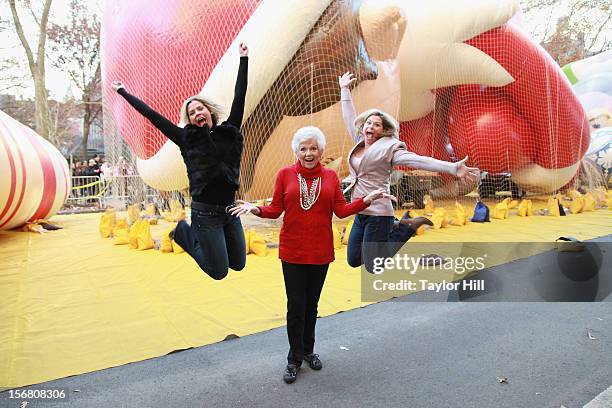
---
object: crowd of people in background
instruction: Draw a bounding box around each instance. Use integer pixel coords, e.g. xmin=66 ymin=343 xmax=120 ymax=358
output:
xmin=70 ymin=154 xmax=135 ymax=178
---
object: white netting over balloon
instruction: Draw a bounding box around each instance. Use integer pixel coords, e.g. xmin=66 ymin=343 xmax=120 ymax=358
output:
xmin=101 ymin=0 xmax=593 ymax=208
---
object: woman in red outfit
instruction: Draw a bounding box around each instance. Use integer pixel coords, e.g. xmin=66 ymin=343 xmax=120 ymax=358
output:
xmin=231 ymin=126 xmax=392 ymax=384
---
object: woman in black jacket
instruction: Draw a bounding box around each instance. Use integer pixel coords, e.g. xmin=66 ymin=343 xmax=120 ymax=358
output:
xmin=111 ymin=43 xmax=249 ymax=280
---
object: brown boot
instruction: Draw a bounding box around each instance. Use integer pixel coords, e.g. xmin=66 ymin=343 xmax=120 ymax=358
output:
xmin=399 ymin=216 xmax=433 ymax=230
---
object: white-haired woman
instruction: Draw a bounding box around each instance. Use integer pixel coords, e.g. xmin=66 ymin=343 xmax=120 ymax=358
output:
xmin=338 ymin=72 xmax=480 ymax=272
xmin=231 ymin=126 xmax=391 ymax=384
xmin=110 ymin=43 xmax=248 ymax=280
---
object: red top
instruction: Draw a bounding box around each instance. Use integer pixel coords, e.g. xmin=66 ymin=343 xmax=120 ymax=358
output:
xmin=258 ymin=161 xmax=368 ymax=264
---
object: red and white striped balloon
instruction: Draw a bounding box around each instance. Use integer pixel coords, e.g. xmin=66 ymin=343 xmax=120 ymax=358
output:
xmin=0 ymin=110 xmax=71 ymax=230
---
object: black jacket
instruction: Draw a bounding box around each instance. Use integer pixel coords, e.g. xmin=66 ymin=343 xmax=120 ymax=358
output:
xmin=117 ymin=56 xmax=248 ymax=204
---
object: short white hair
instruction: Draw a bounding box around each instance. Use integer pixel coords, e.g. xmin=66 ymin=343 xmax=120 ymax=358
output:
xmin=291 ymin=126 xmax=326 ymax=155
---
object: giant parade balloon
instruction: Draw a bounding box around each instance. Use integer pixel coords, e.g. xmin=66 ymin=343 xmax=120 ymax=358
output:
xmin=0 ymin=110 xmax=71 ymax=230
xmin=102 ymin=0 xmax=589 ymax=198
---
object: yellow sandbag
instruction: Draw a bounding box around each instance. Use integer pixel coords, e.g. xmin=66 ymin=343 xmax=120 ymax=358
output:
xmin=145 ymin=203 xmax=157 ymax=217
xmin=517 ymin=199 xmax=532 ymax=217
xmin=169 ymin=200 xmax=186 ymax=222
xmin=99 ymin=212 xmax=115 ymax=238
xmin=136 ymin=220 xmax=154 ymax=250
xmin=99 ymin=213 xmax=112 ymax=238
xmin=249 ymin=229 xmax=267 ymax=256
xmin=450 ymin=202 xmax=468 ymax=226
xmin=171 ymin=239 xmax=185 ymax=253
xmin=342 ymin=219 xmax=354 ymax=245
xmin=332 ymin=224 xmax=342 ymax=250
xmin=160 ymin=226 xmax=175 ymax=253
xmin=547 ymin=197 xmax=560 ymax=217
xmin=431 ymin=208 xmax=447 ymax=229
xmin=113 ymin=228 xmax=129 ymax=245
xmin=492 ymin=198 xmax=510 ymax=220
xmin=243 ymin=228 xmax=251 ymax=254
xmin=582 ymin=193 xmax=596 ymax=212
xmin=128 ymin=220 xmax=143 ymax=249
xmin=567 ymin=189 xmax=582 ymax=199
xmin=423 ymin=195 xmax=435 ymax=214
xmin=127 ymin=204 xmax=140 ymax=225
xmin=113 ymin=219 xmax=128 ymax=236
xmin=21 ymin=223 xmax=46 ymax=233
xmin=569 ymin=197 xmax=584 ymax=214
xmin=508 ymin=200 xmax=519 ymax=209
xmin=592 ymin=187 xmax=606 ymax=206
xmin=408 ymin=210 xmax=420 ymax=218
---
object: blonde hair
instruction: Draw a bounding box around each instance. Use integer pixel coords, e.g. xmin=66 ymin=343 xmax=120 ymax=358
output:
xmin=354 ymin=109 xmax=399 ymax=139
xmin=179 ymin=95 xmax=225 ymax=127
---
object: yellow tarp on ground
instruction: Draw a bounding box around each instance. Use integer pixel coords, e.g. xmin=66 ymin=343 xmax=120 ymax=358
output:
xmin=0 ymin=209 xmax=611 ymax=388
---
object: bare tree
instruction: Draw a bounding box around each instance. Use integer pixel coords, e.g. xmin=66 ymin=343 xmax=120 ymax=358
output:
xmin=522 ymin=0 xmax=612 ymax=65
xmin=7 ymin=0 xmax=53 ymax=139
xmin=47 ymin=0 xmax=101 ymax=160
xmin=0 ymin=93 xmax=35 ymax=128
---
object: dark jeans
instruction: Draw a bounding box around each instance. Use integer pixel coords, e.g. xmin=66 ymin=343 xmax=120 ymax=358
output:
xmin=281 ymin=262 xmax=329 ymax=366
xmin=173 ymin=208 xmax=246 ymax=280
xmin=347 ymin=214 xmax=416 ymax=273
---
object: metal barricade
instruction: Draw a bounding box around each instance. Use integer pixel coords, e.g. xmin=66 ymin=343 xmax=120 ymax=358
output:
xmin=66 ymin=176 xmax=107 ymax=207
xmin=65 ymin=174 xmax=185 ymax=211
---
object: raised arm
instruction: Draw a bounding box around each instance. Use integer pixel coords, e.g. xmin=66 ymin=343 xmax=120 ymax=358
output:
xmin=111 ymin=81 xmax=184 ymax=145
xmin=227 ymin=43 xmax=249 ymax=128
xmin=338 ymin=72 xmax=360 ymax=143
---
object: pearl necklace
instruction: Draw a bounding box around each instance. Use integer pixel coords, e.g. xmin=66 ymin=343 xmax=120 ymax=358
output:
xmin=298 ymin=173 xmax=321 ymax=211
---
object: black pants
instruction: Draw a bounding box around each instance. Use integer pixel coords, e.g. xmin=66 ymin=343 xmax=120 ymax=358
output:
xmin=281 ymin=262 xmax=329 ymax=365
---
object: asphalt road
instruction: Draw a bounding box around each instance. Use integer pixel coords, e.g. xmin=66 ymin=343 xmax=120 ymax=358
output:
xmin=2 ymin=238 xmax=611 ymax=408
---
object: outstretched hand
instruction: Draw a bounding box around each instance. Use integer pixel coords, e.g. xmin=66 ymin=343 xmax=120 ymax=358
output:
xmin=110 ymin=81 xmax=125 ymax=92
xmin=238 ymin=42 xmax=248 ymax=57
xmin=455 ymin=156 xmax=480 ymax=182
xmin=364 ymin=188 xmax=397 ymax=205
xmin=230 ymin=199 xmax=260 ymax=217
xmin=338 ymin=72 xmax=356 ymax=89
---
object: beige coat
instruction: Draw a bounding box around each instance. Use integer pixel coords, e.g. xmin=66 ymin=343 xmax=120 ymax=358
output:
xmin=341 ymin=88 xmax=458 ymax=216
xmin=343 ymin=136 xmax=458 ymax=216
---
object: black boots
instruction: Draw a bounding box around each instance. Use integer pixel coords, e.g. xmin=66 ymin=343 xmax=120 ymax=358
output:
xmin=304 ymin=353 xmax=322 ymax=370
xmin=283 ymin=364 xmax=300 ymax=384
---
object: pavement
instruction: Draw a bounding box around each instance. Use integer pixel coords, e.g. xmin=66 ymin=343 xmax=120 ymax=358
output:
xmin=1 ymin=237 xmax=611 ymax=408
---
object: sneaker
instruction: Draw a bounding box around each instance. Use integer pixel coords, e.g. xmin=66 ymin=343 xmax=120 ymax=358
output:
xmin=283 ymin=364 xmax=300 ymax=384
xmin=304 ymin=353 xmax=322 ymax=370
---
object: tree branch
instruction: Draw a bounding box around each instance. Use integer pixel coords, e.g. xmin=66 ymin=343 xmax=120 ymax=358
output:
xmin=8 ymin=0 xmax=37 ymax=77
xmin=36 ymin=0 xmax=53 ymax=78
xmin=587 ymin=13 xmax=612 ymax=51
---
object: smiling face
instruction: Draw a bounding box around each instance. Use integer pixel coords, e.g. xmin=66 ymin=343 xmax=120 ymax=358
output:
xmin=362 ymin=114 xmax=385 ymax=145
xmin=296 ymin=138 xmax=323 ymax=169
xmin=187 ymin=100 xmax=213 ymax=128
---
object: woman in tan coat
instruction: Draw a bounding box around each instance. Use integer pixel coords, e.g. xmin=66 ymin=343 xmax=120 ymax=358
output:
xmin=339 ymin=72 xmax=480 ymax=272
